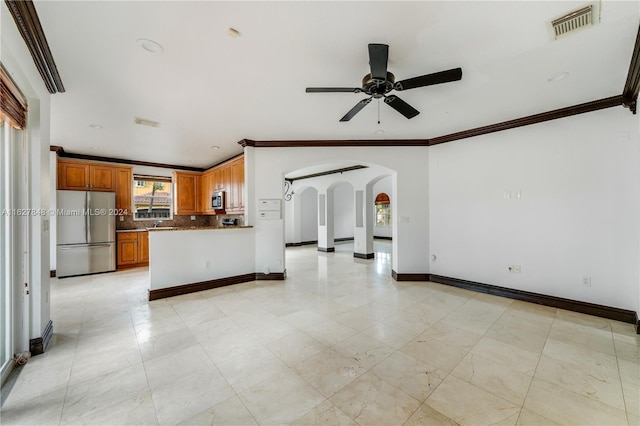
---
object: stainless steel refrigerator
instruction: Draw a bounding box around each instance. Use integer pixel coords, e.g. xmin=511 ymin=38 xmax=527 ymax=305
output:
xmin=56 ymin=190 xmax=116 ymax=278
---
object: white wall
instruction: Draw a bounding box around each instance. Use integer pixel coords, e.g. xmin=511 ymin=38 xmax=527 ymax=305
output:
xmin=149 ymin=228 xmax=255 ymax=290
xmin=333 ymin=182 xmax=354 ymax=239
xmin=248 ymin=147 xmax=429 ymax=275
xmin=429 ymin=107 xmax=640 ymax=312
xmin=373 ymin=176 xmax=392 ymax=238
xmin=300 ymin=187 xmax=318 ymax=242
xmin=49 ymin=152 xmax=56 ymax=270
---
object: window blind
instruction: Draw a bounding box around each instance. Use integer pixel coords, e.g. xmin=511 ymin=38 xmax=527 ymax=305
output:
xmin=0 ymin=65 xmax=27 ymax=130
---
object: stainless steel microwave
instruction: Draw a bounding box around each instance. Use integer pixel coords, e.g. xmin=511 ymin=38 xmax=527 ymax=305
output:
xmin=212 ymin=191 xmax=225 ymax=209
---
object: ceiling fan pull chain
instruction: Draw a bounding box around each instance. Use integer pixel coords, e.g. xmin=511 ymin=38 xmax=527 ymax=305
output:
xmin=377 ymin=98 xmax=381 ymax=124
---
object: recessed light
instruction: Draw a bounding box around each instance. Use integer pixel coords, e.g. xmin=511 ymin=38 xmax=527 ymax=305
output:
xmin=88 ymin=146 xmax=99 ymax=151
xmin=137 ymin=39 xmax=164 ymax=54
xmin=227 ymin=28 xmax=241 ymax=38
xmin=89 ymin=124 xmax=103 ymax=129
xmin=374 ymin=129 xmax=385 ymax=135
xmin=547 ymin=72 xmax=569 ymax=82
xmin=210 ymin=145 xmax=220 ymax=150
xmin=187 ymin=160 xmax=197 ymax=164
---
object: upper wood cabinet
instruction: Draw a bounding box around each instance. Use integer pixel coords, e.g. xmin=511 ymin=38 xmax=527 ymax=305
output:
xmin=228 ymin=157 xmax=244 ymax=212
xmin=57 ymin=160 xmax=90 ymax=190
xmin=173 ymin=171 xmax=200 ymax=215
xmin=58 ymin=159 xmax=116 ymax=192
xmin=115 ymin=167 xmax=133 ymax=213
xmin=197 ymin=154 xmax=245 ymax=215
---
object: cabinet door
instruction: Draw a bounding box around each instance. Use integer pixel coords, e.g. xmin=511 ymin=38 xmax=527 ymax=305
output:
xmin=115 ymin=167 xmax=132 ymax=213
xmin=222 ymin=165 xmax=232 ymax=210
xmin=117 ymin=233 xmax=138 ymax=266
xmin=58 ymin=161 xmax=90 ymax=190
xmin=89 ymin=165 xmax=116 ymax=192
xmin=230 ymin=159 xmax=244 ymax=211
xmin=138 ymin=231 xmax=149 ymax=263
xmin=174 ymin=172 xmax=199 ymax=214
xmin=236 ymin=158 xmax=244 ymax=209
xmin=204 ymin=171 xmax=216 ymax=213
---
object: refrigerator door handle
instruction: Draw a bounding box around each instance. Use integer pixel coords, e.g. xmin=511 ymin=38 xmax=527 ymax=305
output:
xmin=87 ymin=243 xmax=111 ymax=248
xmin=86 ymin=192 xmax=92 ymax=243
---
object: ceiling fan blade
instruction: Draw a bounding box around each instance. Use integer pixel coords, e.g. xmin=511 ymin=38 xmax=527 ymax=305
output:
xmin=395 ymin=68 xmax=462 ymax=91
xmin=368 ymin=44 xmax=389 ymax=81
xmin=306 ymin=87 xmax=362 ymax=93
xmin=384 ymin=95 xmax=419 ymax=119
xmin=340 ymin=98 xmax=372 ymax=122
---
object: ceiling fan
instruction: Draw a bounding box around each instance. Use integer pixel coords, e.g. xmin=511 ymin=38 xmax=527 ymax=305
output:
xmin=306 ymin=43 xmax=462 ymax=122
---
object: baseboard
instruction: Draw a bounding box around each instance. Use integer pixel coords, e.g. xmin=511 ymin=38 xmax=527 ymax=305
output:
xmin=334 ymin=237 xmax=354 ymax=242
xmin=391 ymin=270 xmax=430 ymax=281
xmin=429 ymin=274 xmax=638 ymax=326
xmin=318 ymin=247 xmax=335 ymax=253
xmin=50 ymin=270 xmax=56 ymax=277
xmin=149 ymin=273 xmax=256 ymax=300
xmin=285 ymin=240 xmax=318 ymax=247
xmin=149 ymin=271 xmax=287 ymax=300
xmin=255 ymin=272 xmax=286 ymax=280
xmin=29 ymin=320 xmax=53 ymax=356
xmin=354 ymin=253 xmax=374 ymax=259
xmin=374 ymin=236 xmax=392 ymax=240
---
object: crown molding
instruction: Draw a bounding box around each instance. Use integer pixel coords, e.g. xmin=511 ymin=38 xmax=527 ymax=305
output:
xmin=5 ymin=0 xmax=65 ymax=94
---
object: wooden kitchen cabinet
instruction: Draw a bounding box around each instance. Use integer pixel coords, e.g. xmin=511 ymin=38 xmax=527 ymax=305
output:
xmin=115 ymin=166 xmax=132 ymax=213
xmin=58 ymin=159 xmax=116 ymax=192
xmin=229 ymin=157 xmax=244 ymax=211
xmin=202 ymin=154 xmax=245 ymax=214
xmin=117 ymin=231 xmax=149 ymax=269
xmin=174 ymin=171 xmax=200 ymax=215
xmin=117 ymin=232 xmax=138 ymax=267
xmin=138 ymin=231 xmax=149 ymax=263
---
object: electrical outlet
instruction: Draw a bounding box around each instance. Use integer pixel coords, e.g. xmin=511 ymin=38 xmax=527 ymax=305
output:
xmin=191 ymin=215 xmax=196 ymax=220
xmin=582 ymin=276 xmax=591 ymax=286
xmin=119 ymin=216 xmax=124 ymax=222
xmin=508 ymin=265 xmax=522 ymax=273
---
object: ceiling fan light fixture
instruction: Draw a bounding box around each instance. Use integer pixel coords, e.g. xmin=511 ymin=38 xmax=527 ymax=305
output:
xmin=374 ymin=130 xmax=385 ymax=135
xmin=88 ymin=124 xmax=103 ymax=129
xmin=210 ymin=145 xmax=221 ymax=150
xmin=137 ymin=39 xmax=164 ymax=54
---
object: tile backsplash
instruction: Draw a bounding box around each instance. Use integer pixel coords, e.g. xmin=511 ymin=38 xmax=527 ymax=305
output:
xmin=117 ymin=214 xmax=244 ymax=229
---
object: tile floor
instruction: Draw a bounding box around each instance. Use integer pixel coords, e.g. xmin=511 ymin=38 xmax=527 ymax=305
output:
xmin=1 ymin=241 xmax=638 ymax=425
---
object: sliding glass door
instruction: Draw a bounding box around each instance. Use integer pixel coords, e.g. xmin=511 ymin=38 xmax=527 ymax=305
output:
xmin=0 ymin=121 xmax=26 ymax=385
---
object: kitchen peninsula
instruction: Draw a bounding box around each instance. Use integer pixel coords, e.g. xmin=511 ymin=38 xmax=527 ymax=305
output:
xmin=147 ymin=225 xmax=255 ymax=300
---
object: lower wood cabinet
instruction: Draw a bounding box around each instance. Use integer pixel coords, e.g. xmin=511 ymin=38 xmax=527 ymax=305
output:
xmin=117 ymin=231 xmax=149 ymax=269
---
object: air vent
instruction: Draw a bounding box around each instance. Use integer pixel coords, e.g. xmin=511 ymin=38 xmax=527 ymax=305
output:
xmin=134 ymin=117 xmax=160 ymax=128
xmin=551 ymin=5 xmax=594 ymax=39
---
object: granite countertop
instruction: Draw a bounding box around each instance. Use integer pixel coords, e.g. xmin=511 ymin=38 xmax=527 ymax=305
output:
xmin=117 ymin=226 xmax=252 ymax=232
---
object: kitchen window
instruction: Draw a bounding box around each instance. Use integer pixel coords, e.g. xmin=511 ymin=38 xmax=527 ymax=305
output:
xmin=133 ymin=175 xmax=173 ymax=220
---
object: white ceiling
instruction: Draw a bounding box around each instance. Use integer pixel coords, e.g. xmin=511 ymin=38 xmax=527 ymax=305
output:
xmin=30 ymin=1 xmax=639 ymax=169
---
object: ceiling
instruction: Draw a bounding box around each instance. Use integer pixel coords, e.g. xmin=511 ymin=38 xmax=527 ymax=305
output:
xmin=25 ymin=1 xmax=640 ymax=168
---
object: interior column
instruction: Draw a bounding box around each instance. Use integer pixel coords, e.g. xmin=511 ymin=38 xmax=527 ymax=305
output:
xmin=317 ymin=190 xmax=334 ymax=252
xmin=353 ymin=186 xmax=374 ymax=259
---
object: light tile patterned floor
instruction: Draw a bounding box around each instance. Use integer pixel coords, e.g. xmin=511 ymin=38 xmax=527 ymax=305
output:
xmin=1 ymin=241 xmax=638 ymax=425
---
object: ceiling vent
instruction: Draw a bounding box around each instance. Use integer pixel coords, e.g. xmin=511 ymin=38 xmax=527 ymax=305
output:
xmin=550 ymin=4 xmax=597 ymax=39
xmin=134 ymin=117 xmax=160 ymax=128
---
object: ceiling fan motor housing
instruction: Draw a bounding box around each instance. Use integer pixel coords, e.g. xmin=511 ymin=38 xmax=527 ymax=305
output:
xmin=363 ymin=72 xmax=395 ymax=98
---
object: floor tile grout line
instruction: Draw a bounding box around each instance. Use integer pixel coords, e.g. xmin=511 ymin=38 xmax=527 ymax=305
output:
xmin=609 ymin=320 xmax=632 ymax=426
xmin=515 ymin=310 xmax=560 ymax=424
